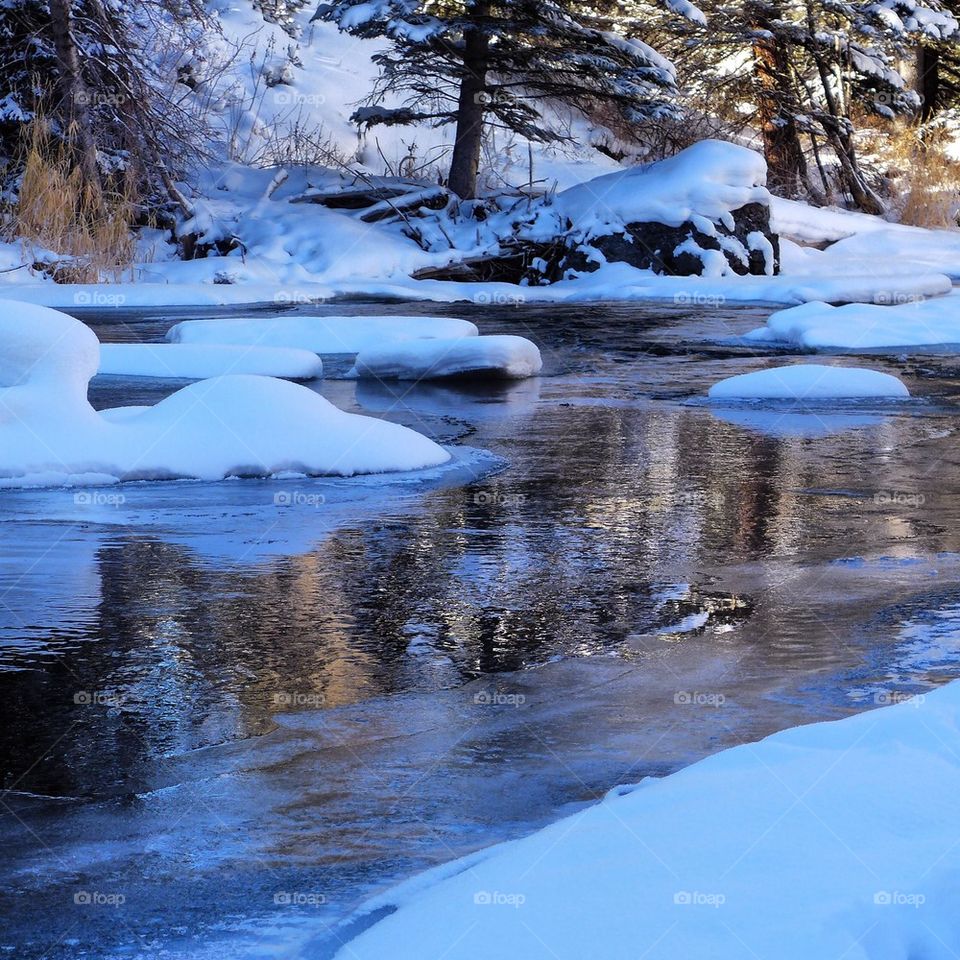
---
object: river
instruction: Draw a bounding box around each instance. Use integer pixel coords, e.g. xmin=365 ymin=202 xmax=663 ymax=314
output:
xmin=2 ymin=299 xmax=960 ymax=958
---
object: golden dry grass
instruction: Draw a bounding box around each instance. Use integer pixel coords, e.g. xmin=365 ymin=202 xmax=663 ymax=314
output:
xmin=9 ymin=121 xmax=136 ymax=282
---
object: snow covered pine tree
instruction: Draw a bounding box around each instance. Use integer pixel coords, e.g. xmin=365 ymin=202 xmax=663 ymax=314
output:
xmin=314 ymin=0 xmax=700 ymax=198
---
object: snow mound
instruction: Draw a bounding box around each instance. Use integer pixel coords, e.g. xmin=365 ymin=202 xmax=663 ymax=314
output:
xmin=708 ymin=364 xmax=909 ymax=399
xmin=350 ymin=335 xmax=542 ymax=380
xmin=553 ymin=140 xmax=769 ymax=237
xmin=167 ymin=315 xmax=479 ymax=354
xmin=98 ymin=343 xmax=323 ymax=380
xmin=333 ymin=680 xmax=960 ymax=960
xmin=769 ymin=196 xmax=922 ymax=244
xmin=0 ymin=301 xmax=449 ymax=487
xmin=747 ymin=294 xmax=960 ymax=349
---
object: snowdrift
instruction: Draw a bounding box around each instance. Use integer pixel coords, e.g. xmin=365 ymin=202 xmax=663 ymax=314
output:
xmin=748 ymin=294 xmax=960 ymax=349
xmin=167 ymin=315 xmax=479 ymax=353
xmin=0 ymin=301 xmax=449 ymax=487
xmin=708 ymin=364 xmax=909 ymax=399
xmin=98 ymin=343 xmax=324 ymax=379
xmin=350 ymin=335 xmax=542 ymax=380
xmin=333 ymin=681 xmax=960 ymax=960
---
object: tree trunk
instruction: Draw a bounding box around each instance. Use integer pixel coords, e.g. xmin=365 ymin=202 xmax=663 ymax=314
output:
xmin=917 ymin=43 xmax=940 ymax=121
xmin=447 ymin=5 xmax=490 ymax=199
xmin=48 ymin=0 xmax=100 ymax=190
xmin=751 ymin=5 xmax=807 ymax=195
xmin=805 ymin=2 xmax=884 ymax=215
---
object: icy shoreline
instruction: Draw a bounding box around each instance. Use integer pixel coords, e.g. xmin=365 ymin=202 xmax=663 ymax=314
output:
xmin=330 ymin=680 xmax=960 ymax=960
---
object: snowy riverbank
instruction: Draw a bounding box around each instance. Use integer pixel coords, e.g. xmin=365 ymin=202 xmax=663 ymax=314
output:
xmin=331 ymin=680 xmax=960 ymax=960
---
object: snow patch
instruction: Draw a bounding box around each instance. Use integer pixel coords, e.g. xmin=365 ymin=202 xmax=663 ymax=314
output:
xmin=748 ymin=293 xmax=960 ymax=349
xmin=0 ymin=301 xmax=449 ymax=487
xmin=167 ymin=315 xmax=478 ymax=353
xmin=350 ymin=335 xmax=542 ymax=380
xmin=98 ymin=343 xmax=323 ymax=380
xmin=708 ymin=364 xmax=910 ymax=399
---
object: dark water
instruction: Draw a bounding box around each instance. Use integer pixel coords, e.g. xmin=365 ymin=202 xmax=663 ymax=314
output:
xmin=3 ymin=301 xmax=960 ymax=959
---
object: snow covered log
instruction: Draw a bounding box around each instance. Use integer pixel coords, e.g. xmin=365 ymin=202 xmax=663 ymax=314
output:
xmin=547 ymin=140 xmax=779 ymax=279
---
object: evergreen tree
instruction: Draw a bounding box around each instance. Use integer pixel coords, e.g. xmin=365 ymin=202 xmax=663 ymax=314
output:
xmin=314 ymin=0 xmax=695 ymax=198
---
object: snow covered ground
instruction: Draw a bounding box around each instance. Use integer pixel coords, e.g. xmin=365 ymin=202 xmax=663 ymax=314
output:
xmin=331 ymin=680 xmax=960 ymax=960
xmin=0 ymin=302 xmax=448 ymax=487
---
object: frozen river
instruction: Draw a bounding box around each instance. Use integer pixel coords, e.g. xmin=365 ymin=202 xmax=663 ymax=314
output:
xmin=3 ymin=300 xmax=960 ymax=958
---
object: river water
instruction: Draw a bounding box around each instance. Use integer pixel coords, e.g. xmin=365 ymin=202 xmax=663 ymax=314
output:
xmin=3 ymin=300 xmax=960 ymax=958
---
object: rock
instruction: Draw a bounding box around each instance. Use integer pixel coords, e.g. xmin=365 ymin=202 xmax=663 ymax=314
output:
xmin=555 ymin=202 xmax=779 ymax=279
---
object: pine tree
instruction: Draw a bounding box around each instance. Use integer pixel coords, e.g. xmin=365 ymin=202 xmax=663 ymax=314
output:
xmin=660 ymin=0 xmax=957 ymax=209
xmin=314 ymin=0 xmax=693 ymax=198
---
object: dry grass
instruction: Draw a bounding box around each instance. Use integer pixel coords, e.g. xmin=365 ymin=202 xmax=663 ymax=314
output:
xmin=7 ymin=121 xmax=136 ymax=282
xmin=874 ymin=121 xmax=960 ymax=229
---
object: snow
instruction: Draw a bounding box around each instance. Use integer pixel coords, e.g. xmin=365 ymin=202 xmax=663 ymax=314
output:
xmin=167 ymin=315 xmax=479 ymax=353
xmin=748 ymin=292 xmax=960 ymax=349
xmin=768 ymin=198 xmax=918 ymax=244
xmin=551 ymin=140 xmax=770 ymax=239
xmin=332 ymin=679 xmax=960 ymax=960
xmin=0 ymin=301 xmax=449 ymax=487
xmin=707 ymin=364 xmax=910 ymax=399
xmin=98 ymin=343 xmax=323 ymax=380
xmin=350 ymin=335 xmax=542 ymax=380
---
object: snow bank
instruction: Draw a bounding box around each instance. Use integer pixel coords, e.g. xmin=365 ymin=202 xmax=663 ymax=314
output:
xmin=708 ymin=364 xmax=909 ymax=399
xmin=0 ymin=301 xmax=449 ymax=487
xmin=748 ymin=293 xmax=960 ymax=349
xmin=167 ymin=315 xmax=478 ymax=353
xmin=98 ymin=343 xmax=323 ymax=380
xmin=553 ymin=139 xmax=769 ymax=238
xmin=769 ymin=196 xmax=921 ymax=244
xmin=333 ymin=681 xmax=960 ymax=960
xmin=350 ymin=335 xmax=542 ymax=380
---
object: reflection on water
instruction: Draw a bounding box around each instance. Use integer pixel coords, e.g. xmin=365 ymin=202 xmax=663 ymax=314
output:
xmin=3 ymin=301 xmax=960 ymax=958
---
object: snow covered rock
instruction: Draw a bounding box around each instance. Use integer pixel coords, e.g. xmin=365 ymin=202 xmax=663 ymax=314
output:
xmin=547 ymin=140 xmax=778 ymax=279
xmin=167 ymin=315 xmax=478 ymax=354
xmin=332 ymin=680 xmax=960 ymax=960
xmin=748 ymin=295 xmax=960 ymax=349
xmin=98 ymin=343 xmax=324 ymax=380
xmin=708 ymin=364 xmax=910 ymax=399
xmin=0 ymin=301 xmax=449 ymax=487
xmin=350 ymin=335 xmax=542 ymax=380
